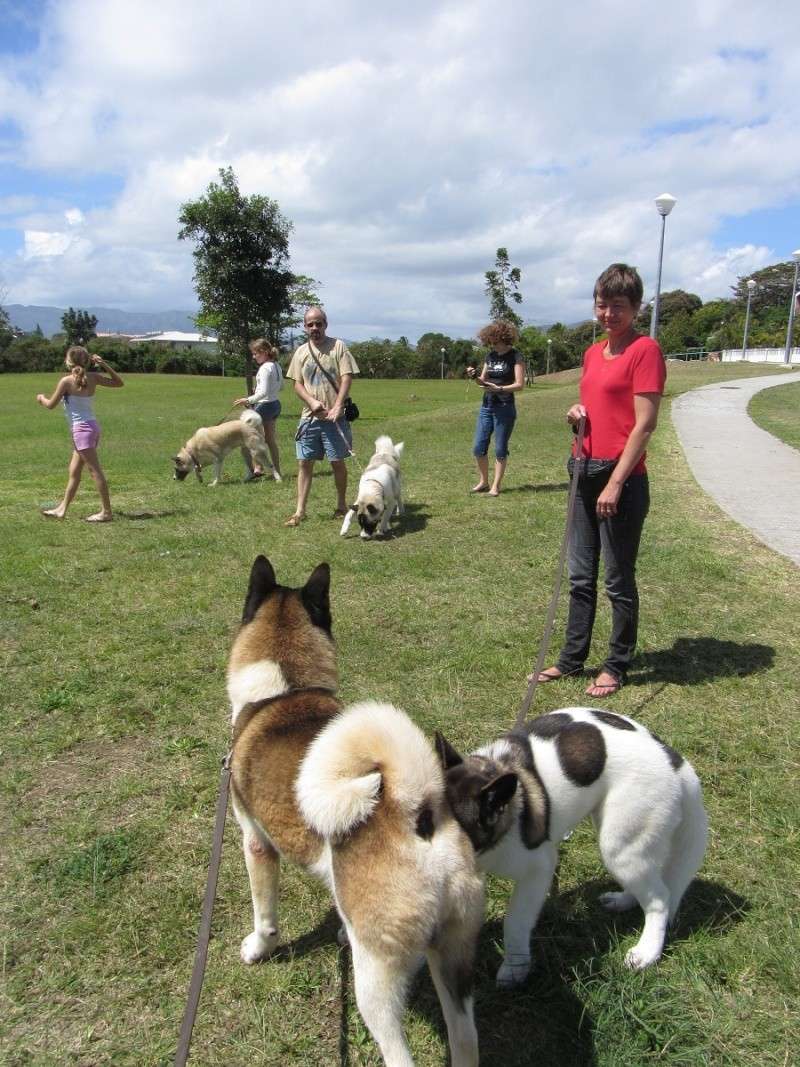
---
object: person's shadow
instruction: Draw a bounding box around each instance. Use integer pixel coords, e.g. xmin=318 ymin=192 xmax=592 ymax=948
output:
xmin=629 ymin=636 xmax=774 ymax=687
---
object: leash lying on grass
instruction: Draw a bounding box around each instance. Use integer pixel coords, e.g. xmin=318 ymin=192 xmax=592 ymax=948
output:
xmin=172 ymin=418 xmax=585 ymax=1064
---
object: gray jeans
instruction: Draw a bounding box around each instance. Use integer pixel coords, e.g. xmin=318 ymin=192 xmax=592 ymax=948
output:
xmin=556 ymin=468 xmax=650 ymax=683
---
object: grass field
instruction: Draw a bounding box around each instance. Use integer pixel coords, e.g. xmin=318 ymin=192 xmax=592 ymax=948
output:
xmin=749 ymin=378 xmax=800 ymax=453
xmin=2 ymin=362 xmax=799 ymax=1066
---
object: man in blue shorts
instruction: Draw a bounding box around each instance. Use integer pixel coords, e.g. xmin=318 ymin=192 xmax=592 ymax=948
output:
xmin=284 ymin=306 xmax=360 ymax=526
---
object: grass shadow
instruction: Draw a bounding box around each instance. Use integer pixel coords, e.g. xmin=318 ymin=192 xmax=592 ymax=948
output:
xmin=629 ymin=637 xmax=774 ymax=687
xmin=116 ymin=509 xmax=184 ymax=520
xmin=268 ymin=906 xmax=343 ymax=962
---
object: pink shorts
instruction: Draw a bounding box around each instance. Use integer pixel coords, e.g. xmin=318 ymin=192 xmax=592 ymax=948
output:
xmin=71 ymin=420 xmax=101 ymax=451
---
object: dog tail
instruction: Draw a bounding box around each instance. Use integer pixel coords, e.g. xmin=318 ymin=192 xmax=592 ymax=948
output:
xmin=374 ymin=434 xmax=403 ymax=459
xmin=240 ymin=409 xmax=264 ymax=432
xmin=296 ymin=701 xmax=442 ymax=839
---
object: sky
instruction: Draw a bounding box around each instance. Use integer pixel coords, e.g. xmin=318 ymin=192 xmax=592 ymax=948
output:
xmin=1 ymin=0 xmax=799 ymax=342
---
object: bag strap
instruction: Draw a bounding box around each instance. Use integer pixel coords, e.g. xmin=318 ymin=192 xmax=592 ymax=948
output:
xmin=307 ymin=340 xmax=342 ymax=395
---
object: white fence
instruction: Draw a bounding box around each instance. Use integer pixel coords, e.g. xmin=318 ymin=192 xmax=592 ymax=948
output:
xmin=720 ymin=347 xmax=800 ymax=365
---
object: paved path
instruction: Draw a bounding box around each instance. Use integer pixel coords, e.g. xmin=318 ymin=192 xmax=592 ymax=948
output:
xmin=671 ymin=370 xmax=800 ymax=567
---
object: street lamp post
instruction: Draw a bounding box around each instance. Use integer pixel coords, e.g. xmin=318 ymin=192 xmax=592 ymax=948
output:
xmin=650 ymin=193 xmax=677 ymax=341
xmin=783 ymin=250 xmax=800 ymax=365
xmin=546 ymin=338 xmax=552 ymax=375
xmin=592 ymin=316 xmax=598 ymax=344
xmin=741 ymin=279 xmax=756 ymax=362
xmin=440 ymin=347 xmax=446 ymax=380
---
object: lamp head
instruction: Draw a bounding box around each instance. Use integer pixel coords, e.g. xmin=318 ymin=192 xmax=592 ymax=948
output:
xmin=792 ymin=249 xmax=800 ymax=262
xmin=654 ymin=193 xmax=677 ymax=217
xmin=747 ymin=279 xmax=756 ymax=292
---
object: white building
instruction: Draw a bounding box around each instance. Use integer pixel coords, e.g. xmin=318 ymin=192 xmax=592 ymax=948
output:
xmin=128 ymin=331 xmax=218 ymax=351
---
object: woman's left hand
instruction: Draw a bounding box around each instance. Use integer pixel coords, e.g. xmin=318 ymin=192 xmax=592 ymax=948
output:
xmin=596 ymin=481 xmax=621 ymax=518
xmin=233 ymin=397 xmax=248 ymax=406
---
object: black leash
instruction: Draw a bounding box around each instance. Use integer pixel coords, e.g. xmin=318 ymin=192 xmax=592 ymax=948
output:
xmin=173 ymin=754 xmax=232 ymax=1067
xmin=514 ymin=416 xmax=586 ymax=729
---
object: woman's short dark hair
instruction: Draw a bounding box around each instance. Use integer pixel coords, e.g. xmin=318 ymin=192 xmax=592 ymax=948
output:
xmin=593 ymin=263 xmax=643 ymax=307
xmin=478 ymin=320 xmax=519 ymax=348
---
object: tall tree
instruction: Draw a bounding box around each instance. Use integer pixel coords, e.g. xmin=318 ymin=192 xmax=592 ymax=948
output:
xmin=731 ymin=261 xmax=798 ymax=311
xmin=178 ymin=167 xmax=295 ymax=386
xmin=484 ymin=247 xmax=523 ymax=327
xmin=61 ymin=307 xmax=98 ymax=347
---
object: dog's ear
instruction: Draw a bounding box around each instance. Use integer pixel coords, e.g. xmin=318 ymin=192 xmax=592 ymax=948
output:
xmin=480 ymin=773 xmax=518 ymax=821
xmin=172 ymin=456 xmax=180 ymax=463
xmin=242 ymin=555 xmax=277 ymax=624
xmin=302 ymin=562 xmax=332 ymax=634
xmin=435 ymin=732 xmax=463 ymax=771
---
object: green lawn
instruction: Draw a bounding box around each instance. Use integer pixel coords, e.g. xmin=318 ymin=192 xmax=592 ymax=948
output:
xmin=1 ymin=362 xmax=798 ymax=1066
xmin=748 ymin=378 xmax=800 ymax=453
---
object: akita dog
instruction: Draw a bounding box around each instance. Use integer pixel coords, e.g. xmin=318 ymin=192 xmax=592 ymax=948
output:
xmin=437 ymin=707 xmax=707 ymax=987
xmin=227 ymin=556 xmax=483 ymax=1067
xmin=340 ymin=435 xmax=404 ymax=538
xmin=173 ymin=409 xmax=274 ymax=485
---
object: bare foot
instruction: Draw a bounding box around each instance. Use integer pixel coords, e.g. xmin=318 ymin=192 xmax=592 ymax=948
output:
xmin=470 ymin=483 xmax=489 ymax=493
xmin=41 ymin=508 xmax=65 ymax=519
xmin=585 ymin=672 xmax=621 ymax=698
xmin=488 ymin=488 xmax=501 ymax=496
xmin=526 ymin=666 xmax=564 ymax=684
xmin=284 ymin=514 xmax=305 ymax=527
xmin=85 ymin=512 xmax=113 ymax=523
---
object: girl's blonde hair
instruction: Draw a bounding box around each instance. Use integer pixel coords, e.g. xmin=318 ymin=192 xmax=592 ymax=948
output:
xmin=249 ymin=338 xmax=279 ymax=359
xmin=65 ymin=346 xmax=91 ymax=389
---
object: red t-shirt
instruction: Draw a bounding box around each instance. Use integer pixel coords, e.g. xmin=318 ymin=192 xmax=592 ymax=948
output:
xmin=574 ymin=334 xmax=666 ymax=475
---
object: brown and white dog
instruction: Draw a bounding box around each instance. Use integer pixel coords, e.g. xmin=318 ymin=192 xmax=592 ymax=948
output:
xmin=340 ymin=435 xmax=404 ymax=538
xmin=226 ymin=556 xmax=484 ymax=1067
xmin=172 ymin=410 xmax=274 ymax=485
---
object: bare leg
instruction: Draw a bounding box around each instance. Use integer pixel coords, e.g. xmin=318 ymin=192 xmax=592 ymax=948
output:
xmin=262 ymin=419 xmax=282 ymax=479
xmin=471 ymin=455 xmax=489 ymax=492
xmin=489 ymin=457 xmax=508 ymax=495
xmin=289 ymin=459 xmax=314 ymax=521
xmin=44 ymin=450 xmax=85 ymax=518
xmin=331 ymin=458 xmax=348 ymax=513
xmin=77 ymin=447 xmax=113 ymax=520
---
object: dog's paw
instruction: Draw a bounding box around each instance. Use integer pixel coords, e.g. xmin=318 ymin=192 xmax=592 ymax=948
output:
xmin=240 ymin=929 xmax=279 ymax=964
xmin=496 ymin=956 xmax=531 ymax=988
xmin=624 ymin=945 xmax=661 ymax=971
xmin=599 ymin=890 xmax=637 ymax=912
xmin=208 ymin=480 xmax=219 ymax=488
xmin=272 ymin=471 xmax=282 ymax=482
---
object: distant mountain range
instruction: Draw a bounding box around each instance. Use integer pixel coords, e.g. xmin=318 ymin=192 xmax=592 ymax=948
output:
xmin=7 ymin=304 xmax=199 ymax=338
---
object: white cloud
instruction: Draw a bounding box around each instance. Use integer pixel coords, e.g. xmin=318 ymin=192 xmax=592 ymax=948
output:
xmin=1 ymin=0 xmax=799 ymax=335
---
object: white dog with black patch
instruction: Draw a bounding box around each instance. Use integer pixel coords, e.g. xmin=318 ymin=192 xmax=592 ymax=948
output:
xmin=437 ymin=707 xmax=707 ymax=986
xmin=340 ymin=434 xmax=404 ymax=539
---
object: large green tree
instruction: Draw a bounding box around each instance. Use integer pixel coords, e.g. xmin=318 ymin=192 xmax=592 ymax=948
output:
xmin=178 ymin=167 xmax=295 ymax=386
xmin=731 ymin=260 xmax=798 ymax=311
xmin=484 ymin=247 xmax=523 ymax=327
xmin=61 ymin=307 xmax=98 ymax=347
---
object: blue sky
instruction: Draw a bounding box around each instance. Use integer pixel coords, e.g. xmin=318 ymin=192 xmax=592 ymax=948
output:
xmin=1 ymin=0 xmax=799 ymax=339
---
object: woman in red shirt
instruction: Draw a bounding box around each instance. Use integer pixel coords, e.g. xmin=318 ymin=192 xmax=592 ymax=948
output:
xmin=535 ymin=263 xmax=666 ymax=697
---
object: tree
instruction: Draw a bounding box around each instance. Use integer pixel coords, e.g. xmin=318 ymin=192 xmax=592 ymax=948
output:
xmin=61 ymin=307 xmax=98 ymax=347
xmin=731 ymin=261 xmax=798 ymax=311
xmin=484 ymin=247 xmax=523 ymax=327
xmin=178 ymin=166 xmax=295 ymax=387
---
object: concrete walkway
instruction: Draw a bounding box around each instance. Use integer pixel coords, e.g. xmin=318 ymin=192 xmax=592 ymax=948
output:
xmin=671 ymin=370 xmax=800 ymax=567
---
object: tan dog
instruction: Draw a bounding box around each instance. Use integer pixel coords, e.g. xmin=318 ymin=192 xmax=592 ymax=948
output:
xmin=172 ymin=410 xmax=273 ymax=485
xmin=227 ymin=556 xmax=484 ymax=1067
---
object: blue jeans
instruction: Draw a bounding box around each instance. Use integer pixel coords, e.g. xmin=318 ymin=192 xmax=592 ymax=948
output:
xmin=556 ymin=468 xmax=650 ymax=683
xmin=472 ymin=402 xmax=516 ymax=460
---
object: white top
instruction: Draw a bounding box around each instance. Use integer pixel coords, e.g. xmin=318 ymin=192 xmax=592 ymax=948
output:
xmin=248 ymin=361 xmax=284 ymax=405
xmin=62 ymin=392 xmax=96 ymax=424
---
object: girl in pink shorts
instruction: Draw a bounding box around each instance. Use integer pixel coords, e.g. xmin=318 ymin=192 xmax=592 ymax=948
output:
xmin=36 ymin=346 xmax=124 ymax=522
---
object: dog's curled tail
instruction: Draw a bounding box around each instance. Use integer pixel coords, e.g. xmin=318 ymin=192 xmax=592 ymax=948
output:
xmin=240 ymin=409 xmax=265 ymax=432
xmin=374 ymin=434 xmax=404 ymax=459
xmin=296 ymin=701 xmax=441 ymax=839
